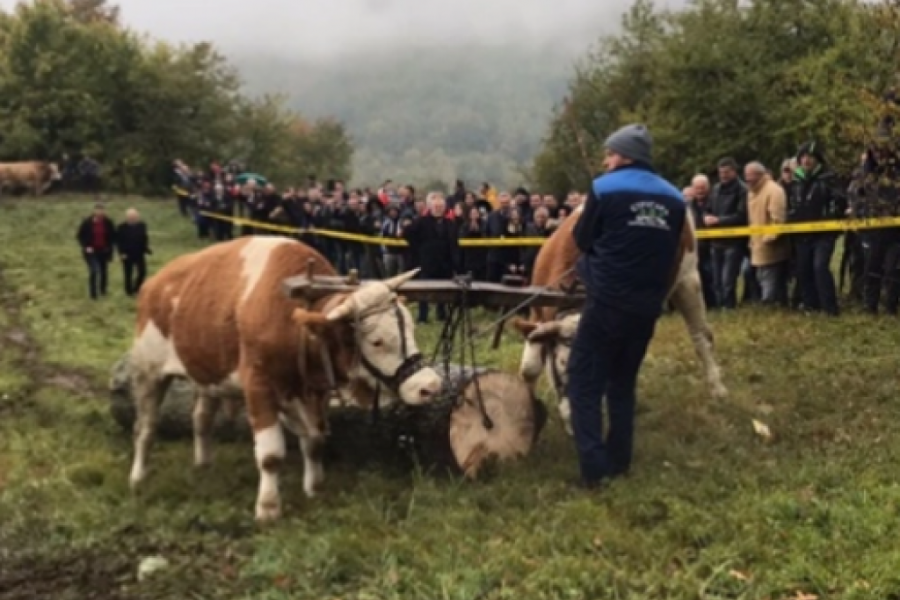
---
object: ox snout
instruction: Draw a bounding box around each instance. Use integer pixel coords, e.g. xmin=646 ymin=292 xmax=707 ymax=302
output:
xmin=519 ymin=342 xmax=545 ymax=385
xmin=399 ymin=368 xmax=442 ymax=405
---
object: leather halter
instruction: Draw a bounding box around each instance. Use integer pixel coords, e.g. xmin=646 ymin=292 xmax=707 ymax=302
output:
xmin=357 ymin=302 xmax=426 ymax=396
xmin=537 ymin=308 xmax=579 ymax=400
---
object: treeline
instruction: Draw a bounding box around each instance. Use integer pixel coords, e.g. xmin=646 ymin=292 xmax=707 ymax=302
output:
xmin=234 ymin=44 xmax=574 ymax=189
xmin=531 ymin=0 xmax=900 ymax=196
xmin=0 ymin=0 xmax=353 ymax=194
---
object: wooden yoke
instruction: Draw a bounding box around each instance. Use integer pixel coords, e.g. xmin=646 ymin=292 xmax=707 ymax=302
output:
xmin=282 ymin=268 xmax=586 ymax=311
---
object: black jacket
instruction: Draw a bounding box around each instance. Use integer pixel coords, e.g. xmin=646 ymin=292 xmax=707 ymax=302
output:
xmin=706 ymin=179 xmax=748 ymax=247
xmin=76 ymin=216 xmax=116 ymax=260
xmin=788 ymin=166 xmax=847 ymax=224
xmin=403 ymin=214 xmax=458 ymax=278
xmin=116 ymin=222 xmax=151 ymax=260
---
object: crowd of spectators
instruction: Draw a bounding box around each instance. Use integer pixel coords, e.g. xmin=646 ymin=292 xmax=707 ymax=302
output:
xmin=170 ymin=140 xmax=899 ymax=320
xmin=171 ymin=160 xmax=583 ymax=286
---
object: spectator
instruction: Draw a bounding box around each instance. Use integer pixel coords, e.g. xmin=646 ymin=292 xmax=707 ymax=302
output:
xmin=745 ymin=161 xmax=789 ymax=305
xmin=705 ymin=157 xmax=748 ymax=309
xmin=78 ymin=154 xmax=102 ymax=196
xmin=172 ymin=160 xmax=193 ymax=218
xmin=688 ymin=174 xmax=717 ymax=309
xmin=195 ymin=181 xmax=213 ymax=239
xmin=403 ymin=192 xmax=458 ymax=323
xmin=116 ymin=208 xmax=151 ymax=297
xmin=523 ymin=206 xmax=552 ymax=279
xmin=485 ymin=192 xmax=512 ymax=282
xmin=789 ymin=141 xmax=846 ymax=316
xmin=381 ymin=205 xmax=406 ymax=277
xmin=76 ymin=203 xmax=116 ymax=300
xmin=458 ymin=206 xmax=488 ymax=281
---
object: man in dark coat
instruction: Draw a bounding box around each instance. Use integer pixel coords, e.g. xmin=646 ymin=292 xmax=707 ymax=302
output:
xmin=703 ymin=157 xmax=748 ymax=309
xmin=403 ymin=192 xmax=458 ymax=323
xmin=789 ymin=141 xmax=847 ymax=316
xmin=568 ymin=124 xmax=686 ymax=489
xmin=76 ymin=203 xmax=116 ymax=299
xmin=116 ymin=208 xmax=151 ymax=296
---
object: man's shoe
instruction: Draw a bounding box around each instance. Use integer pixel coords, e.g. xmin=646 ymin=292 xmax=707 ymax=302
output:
xmin=569 ymin=477 xmax=606 ymax=492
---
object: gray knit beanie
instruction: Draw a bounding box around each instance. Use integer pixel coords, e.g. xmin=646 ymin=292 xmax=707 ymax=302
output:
xmin=604 ymin=124 xmax=653 ymax=165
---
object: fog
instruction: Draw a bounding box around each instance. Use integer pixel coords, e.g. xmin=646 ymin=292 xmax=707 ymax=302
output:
xmin=0 ymin=0 xmax=686 ymax=59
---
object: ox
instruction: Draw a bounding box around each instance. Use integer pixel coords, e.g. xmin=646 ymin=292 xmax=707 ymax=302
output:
xmin=0 ymin=161 xmax=61 ymax=197
xmin=128 ymin=236 xmax=442 ymax=521
xmin=513 ymin=203 xmax=728 ymax=434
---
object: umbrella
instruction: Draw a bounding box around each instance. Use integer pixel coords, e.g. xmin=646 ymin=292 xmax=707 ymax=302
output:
xmin=236 ymin=172 xmax=268 ymax=186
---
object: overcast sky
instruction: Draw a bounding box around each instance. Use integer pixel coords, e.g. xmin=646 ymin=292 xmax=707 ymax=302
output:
xmin=0 ymin=0 xmax=686 ymax=59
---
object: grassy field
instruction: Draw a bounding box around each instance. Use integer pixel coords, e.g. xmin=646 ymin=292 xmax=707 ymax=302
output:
xmin=1 ymin=195 xmax=900 ymax=599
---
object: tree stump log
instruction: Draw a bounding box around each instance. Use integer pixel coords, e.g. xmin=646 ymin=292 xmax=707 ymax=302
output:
xmin=109 ymin=355 xmax=547 ymax=477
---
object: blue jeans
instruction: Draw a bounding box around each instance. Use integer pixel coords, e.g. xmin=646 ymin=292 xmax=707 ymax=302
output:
xmin=84 ymin=253 xmax=108 ymax=299
xmin=795 ymin=235 xmax=839 ymax=315
xmin=566 ymin=298 xmax=656 ymax=483
xmin=710 ymin=245 xmax=744 ymax=309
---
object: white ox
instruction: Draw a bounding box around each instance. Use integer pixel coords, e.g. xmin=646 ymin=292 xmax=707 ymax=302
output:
xmin=513 ymin=203 xmax=728 ymax=434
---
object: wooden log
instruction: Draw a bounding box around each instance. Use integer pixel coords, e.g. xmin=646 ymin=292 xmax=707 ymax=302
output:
xmin=108 ymin=356 xmax=547 ymax=477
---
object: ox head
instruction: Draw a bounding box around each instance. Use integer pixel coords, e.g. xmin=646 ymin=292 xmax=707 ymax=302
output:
xmin=512 ymin=313 xmax=580 ymax=435
xmin=511 ymin=313 xmax=580 ymax=389
xmin=47 ymin=162 xmax=61 ymax=181
xmin=295 ymin=269 xmax=441 ymax=405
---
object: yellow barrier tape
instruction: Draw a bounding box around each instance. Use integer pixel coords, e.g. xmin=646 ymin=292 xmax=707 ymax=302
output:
xmin=199 ymin=212 xmax=543 ymax=247
xmin=198 ymin=211 xmax=900 ymax=247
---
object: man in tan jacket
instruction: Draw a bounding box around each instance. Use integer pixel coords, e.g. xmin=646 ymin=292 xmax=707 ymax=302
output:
xmin=745 ymin=161 xmax=790 ymax=304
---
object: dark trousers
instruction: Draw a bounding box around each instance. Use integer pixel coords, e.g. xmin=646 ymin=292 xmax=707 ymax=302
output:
xmin=710 ymin=245 xmax=744 ymax=309
xmin=418 ymin=270 xmax=449 ymax=323
xmin=741 ymin=253 xmax=761 ymax=304
xmin=756 ymin=261 xmax=788 ymax=305
xmin=85 ymin=253 xmax=109 ymax=299
xmin=177 ymin=195 xmax=190 ymax=218
xmin=566 ymin=299 xmax=656 ymax=483
xmin=864 ymin=234 xmax=900 ymax=314
xmin=214 ymin=218 xmax=233 ymax=241
xmin=122 ymin=257 xmax=147 ymax=296
xmin=697 ymin=248 xmax=718 ymax=309
xmin=795 ymin=234 xmax=839 ymax=315
xmin=487 ymin=262 xmax=506 ymax=283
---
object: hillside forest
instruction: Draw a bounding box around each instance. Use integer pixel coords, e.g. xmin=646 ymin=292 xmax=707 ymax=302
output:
xmin=0 ymin=0 xmax=353 ymax=194
xmin=532 ymin=0 xmax=900 ymax=196
xmin=2 ymin=0 xmax=900 ymax=197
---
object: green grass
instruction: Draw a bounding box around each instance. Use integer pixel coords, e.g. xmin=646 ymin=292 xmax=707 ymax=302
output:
xmin=1 ymin=195 xmax=900 ymax=598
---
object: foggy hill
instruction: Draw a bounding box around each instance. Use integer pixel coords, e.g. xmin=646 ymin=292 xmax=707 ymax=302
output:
xmin=232 ymin=43 xmax=576 ymax=187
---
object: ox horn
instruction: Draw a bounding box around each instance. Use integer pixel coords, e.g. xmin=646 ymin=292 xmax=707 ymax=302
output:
xmin=383 ymin=268 xmax=420 ymax=290
xmin=325 ymin=296 xmax=357 ymax=321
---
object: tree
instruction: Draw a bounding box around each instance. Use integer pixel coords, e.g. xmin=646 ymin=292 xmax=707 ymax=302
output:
xmin=0 ymin=0 xmax=353 ymax=194
xmin=530 ymin=0 xmax=900 ymax=192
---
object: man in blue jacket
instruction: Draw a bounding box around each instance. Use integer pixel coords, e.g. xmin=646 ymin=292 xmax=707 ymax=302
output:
xmin=568 ymin=123 xmax=686 ymax=488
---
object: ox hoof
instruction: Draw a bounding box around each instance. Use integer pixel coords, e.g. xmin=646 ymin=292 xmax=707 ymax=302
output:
xmin=129 ymin=470 xmax=147 ymax=493
xmin=255 ymin=502 xmax=282 ymax=523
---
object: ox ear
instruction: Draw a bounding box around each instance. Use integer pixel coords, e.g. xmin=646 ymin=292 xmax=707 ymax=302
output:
xmin=527 ymin=321 xmax=563 ymax=344
xmin=510 ymin=317 xmax=538 ymax=339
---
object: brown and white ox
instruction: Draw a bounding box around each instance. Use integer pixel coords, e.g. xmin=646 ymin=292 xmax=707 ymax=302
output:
xmin=0 ymin=161 xmax=61 ymax=197
xmin=128 ymin=236 xmax=442 ymax=521
xmin=512 ymin=203 xmax=728 ymax=434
